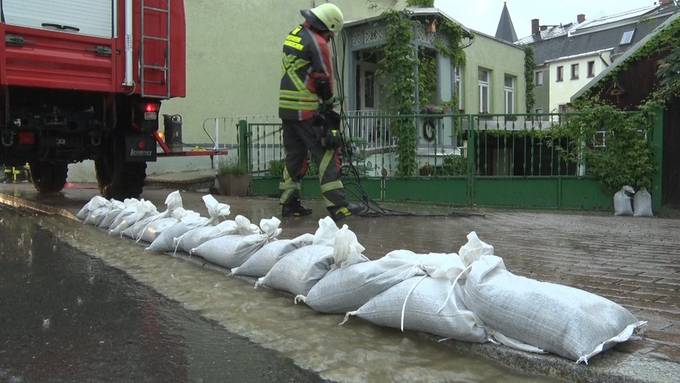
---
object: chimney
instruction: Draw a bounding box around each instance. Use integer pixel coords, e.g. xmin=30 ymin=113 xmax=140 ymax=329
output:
xmin=577 ymin=14 xmax=586 ymax=24
xmin=532 ymin=19 xmax=540 ymax=35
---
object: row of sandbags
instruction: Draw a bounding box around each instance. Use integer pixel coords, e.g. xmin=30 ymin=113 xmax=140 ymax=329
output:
xmin=77 ymin=192 xmax=646 ymax=365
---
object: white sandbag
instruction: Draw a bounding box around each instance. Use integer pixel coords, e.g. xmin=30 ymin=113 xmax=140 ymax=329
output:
xmin=614 ymin=186 xmax=634 ymax=216
xmin=77 ymin=196 xmax=108 ymax=220
xmin=190 ymin=217 xmax=281 ymax=269
xmin=174 ymin=215 xmax=259 ymax=254
xmin=381 ymin=250 xmax=465 ymax=279
xmin=83 ymin=200 xmax=113 ymax=226
xmin=146 ymin=211 xmax=209 ymax=252
xmin=463 ymin=255 xmax=646 ymax=363
xmin=458 ymin=231 xmax=494 ymax=267
xmin=312 ymin=216 xmax=340 ymax=246
xmin=108 ymin=200 xmax=157 ymax=236
xmin=106 ymin=199 xmax=142 ymax=229
xmin=203 ymin=194 xmax=231 ymax=220
xmin=298 ymin=259 xmax=423 ymax=314
xmin=255 ymin=245 xmax=335 ymax=296
xmin=122 ymin=191 xmax=183 ymax=240
xmin=232 ymin=233 xmax=314 ymax=277
xmin=634 ymin=188 xmax=653 ymax=217
xmin=343 ymin=276 xmax=488 ymax=343
xmin=97 ymin=200 xmax=127 ymax=229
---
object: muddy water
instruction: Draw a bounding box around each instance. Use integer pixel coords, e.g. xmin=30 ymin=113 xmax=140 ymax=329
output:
xmin=8 ymin=209 xmax=556 ymax=383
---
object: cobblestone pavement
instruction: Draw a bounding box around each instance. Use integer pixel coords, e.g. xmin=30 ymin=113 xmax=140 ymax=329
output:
xmin=2 ymin=183 xmax=679 ymax=380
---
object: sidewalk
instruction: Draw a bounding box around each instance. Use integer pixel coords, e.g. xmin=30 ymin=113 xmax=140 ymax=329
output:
xmin=1 ymin=183 xmax=679 ymax=382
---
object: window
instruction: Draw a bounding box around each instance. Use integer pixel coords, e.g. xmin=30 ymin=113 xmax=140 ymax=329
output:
xmin=587 ymin=61 xmax=595 ymax=78
xmin=504 ymin=75 xmax=515 ymax=114
xmin=535 ymin=70 xmax=544 ymax=86
xmin=571 ymin=64 xmax=579 ymax=80
xmin=620 ymin=30 xmax=635 ymax=45
xmin=478 ymin=68 xmax=490 ymax=113
xmin=556 ymin=66 xmax=564 ymax=82
xmin=454 ymin=66 xmax=463 ymax=110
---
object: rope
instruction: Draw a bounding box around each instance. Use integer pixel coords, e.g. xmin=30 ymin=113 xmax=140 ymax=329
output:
xmin=400 ymin=275 xmax=428 ymax=332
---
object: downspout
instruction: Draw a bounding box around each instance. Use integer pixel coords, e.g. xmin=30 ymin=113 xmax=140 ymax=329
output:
xmin=123 ymin=0 xmax=134 ymax=87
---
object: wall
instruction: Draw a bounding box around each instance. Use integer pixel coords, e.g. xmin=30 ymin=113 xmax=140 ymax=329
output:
xmin=532 ymin=64 xmax=550 ymax=113
xmin=461 ymin=32 xmax=526 ymax=114
xmin=547 ymin=51 xmax=611 ymax=112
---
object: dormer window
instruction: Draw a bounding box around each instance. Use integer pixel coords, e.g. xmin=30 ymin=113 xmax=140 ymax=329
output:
xmin=620 ymin=30 xmax=635 ymax=45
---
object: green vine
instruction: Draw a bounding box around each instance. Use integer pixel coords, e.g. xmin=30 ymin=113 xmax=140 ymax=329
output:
xmin=406 ymin=0 xmax=434 ymax=7
xmin=553 ymin=100 xmax=654 ymax=193
xmin=418 ymin=49 xmax=437 ymax=106
xmin=523 ymin=45 xmax=536 ymax=113
xmin=377 ymin=11 xmax=418 ymax=176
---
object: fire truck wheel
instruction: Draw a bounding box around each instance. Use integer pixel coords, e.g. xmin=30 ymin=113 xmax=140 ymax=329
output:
xmin=30 ymin=161 xmax=68 ymax=194
xmin=95 ymin=147 xmax=146 ymax=200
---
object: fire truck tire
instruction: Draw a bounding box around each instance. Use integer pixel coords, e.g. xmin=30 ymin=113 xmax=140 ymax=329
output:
xmin=95 ymin=144 xmax=147 ymax=200
xmin=30 ymin=161 xmax=68 ymax=194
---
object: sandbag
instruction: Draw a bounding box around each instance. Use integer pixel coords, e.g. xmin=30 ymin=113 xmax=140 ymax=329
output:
xmin=344 ymin=276 xmax=488 ymax=343
xmin=97 ymin=199 xmax=128 ymax=229
xmin=146 ymin=211 xmax=209 ymax=252
xmin=107 ymin=199 xmax=143 ymax=230
xmin=458 ymin=231 xmax=494 ymax=267
xmin=255 ymin=245 xmax=335 ymax=296
xmin=463 ymin=255 xmax=646 ymax=363
xmin=382 ymin=250 xmax=465 ymax=278
xmin=175 ymin=215 xmax=259 ymax=254
xmin=122 ymin=191 xmax=183 ymax=240
xmin=633 ymin=188 xmax=653 ymax=217
xmin=614 ymin=186 xmax=634 ymax=216
xmin=77 ymin=196 xmax=109 ymax=221
xmin=232 ymin=233 xmax=314 ymax=277
xmin=83 ymin=199 xmax=114 ymax=226
xmin=190 ymin=217 xmax=281 ymax=269
xmin=109 ymin=200 xmax=157 ymax=236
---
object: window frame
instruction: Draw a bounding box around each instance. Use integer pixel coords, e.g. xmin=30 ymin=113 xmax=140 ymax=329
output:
xmin=571 ymin=63 xmax=580 ymax=80
xmin=556 ymin=66 xmax=564 ymax=82
xmin=587 ymin=61 xmax=595 ymax=78
xmin=478 ymin=68 xmax=491 ymax=114
xmin=504 ymin=74 xmax=515 ymax=114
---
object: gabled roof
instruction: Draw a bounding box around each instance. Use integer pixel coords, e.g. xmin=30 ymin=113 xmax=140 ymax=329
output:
xmin=528 ymin=5 xmax=677 ymax=65
xmin=571 ymin=12 xmax=680 ymax=102
xmin=495 ymin=2 xmax=518 ymax=43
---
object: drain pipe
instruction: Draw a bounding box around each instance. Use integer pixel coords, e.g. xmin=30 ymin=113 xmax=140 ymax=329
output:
xmin=122 ymin=0 xmax=134 ymax=87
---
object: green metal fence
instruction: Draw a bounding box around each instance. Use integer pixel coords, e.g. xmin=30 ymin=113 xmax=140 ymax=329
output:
xmin=238 ymin=111 xmax=663 ymax=211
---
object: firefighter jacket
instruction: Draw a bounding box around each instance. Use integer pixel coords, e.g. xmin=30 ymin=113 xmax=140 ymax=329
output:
xmin=278 ymin=24 xmax=334 ymax=121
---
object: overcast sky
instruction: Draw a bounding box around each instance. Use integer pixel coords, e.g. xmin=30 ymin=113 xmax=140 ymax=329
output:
xmin=435 ymin=0 xmax=661 ymax=38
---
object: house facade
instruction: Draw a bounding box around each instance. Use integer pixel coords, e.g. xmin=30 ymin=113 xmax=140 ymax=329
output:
xmin=522 ymin=1 xmax=678 ymax=113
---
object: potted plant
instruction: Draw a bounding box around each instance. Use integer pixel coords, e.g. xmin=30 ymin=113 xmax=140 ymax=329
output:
xmin=217 ymin=161 xmax=250 ymax=196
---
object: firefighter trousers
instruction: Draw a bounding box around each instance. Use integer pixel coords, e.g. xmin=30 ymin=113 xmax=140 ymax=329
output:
xmin=279 ymin=119 xmax=347 ymax=208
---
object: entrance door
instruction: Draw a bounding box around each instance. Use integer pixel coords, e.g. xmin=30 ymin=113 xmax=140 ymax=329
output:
xmin=358 ymin=62 xmax=378 ymax=111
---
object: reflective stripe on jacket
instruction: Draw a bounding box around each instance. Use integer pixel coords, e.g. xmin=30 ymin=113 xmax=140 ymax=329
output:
xmin=278 ymin=24 xmax=334 ymax=121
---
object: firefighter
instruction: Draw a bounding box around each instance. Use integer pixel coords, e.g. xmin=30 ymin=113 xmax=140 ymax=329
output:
xmin=278 ymin=3 xmax=363 ymax=220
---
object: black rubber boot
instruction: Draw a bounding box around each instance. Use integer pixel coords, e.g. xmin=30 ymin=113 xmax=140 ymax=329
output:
xmin=328 ymin=203 xmax=365 ymax=221
xmin=282 ymin=199 xmax=313 ymax=217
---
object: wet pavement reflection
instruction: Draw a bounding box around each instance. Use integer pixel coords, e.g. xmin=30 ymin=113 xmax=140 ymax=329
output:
xmin=0 ymin=208 xmax=323 ymax=383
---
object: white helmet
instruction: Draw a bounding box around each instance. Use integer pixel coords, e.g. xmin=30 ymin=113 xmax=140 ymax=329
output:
xmin=301 ymin=3 xmax=344 ymax=34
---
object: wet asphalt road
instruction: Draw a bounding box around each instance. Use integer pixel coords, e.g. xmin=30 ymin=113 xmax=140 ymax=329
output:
xmin=0 ymin=207 xmax=323 ymax=383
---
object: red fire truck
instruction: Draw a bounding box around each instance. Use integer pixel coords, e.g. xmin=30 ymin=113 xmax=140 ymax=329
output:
xmin=0 ymin=0 xmax=186 ymax=199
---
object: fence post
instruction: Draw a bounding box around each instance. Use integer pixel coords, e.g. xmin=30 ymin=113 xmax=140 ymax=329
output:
xmin=650 ymin=109 xmax=664 ymax=211
xmin=467 ymin=115 xmax=476 ymax=206
xmin=238 ymin=119 xmax=250 ymax=171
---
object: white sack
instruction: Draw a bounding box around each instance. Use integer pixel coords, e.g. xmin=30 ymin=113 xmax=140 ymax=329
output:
xmin=634 ymin=188 xmax=653 ymax=217
xmin=614 ymin=186 xmax=634 ymax=216
xmin=344 ymin=276 xmax=488 ymax=343
xmin=108 ymin=200 xmax=157 ymax=236
xmin=146 ymin=211 xmax=209 ymax=252
xmin=382 ymin=250 xmax=466 ymax=279
xmin=122 ymin=191 xmax=183 ymax=240
xmin=463 ymin=255 xmax=646 ymax=363
xmin=83 ymin=200 xmax=113 ymax=226
xmin=458 ymin=231 xmax=494 ymax=267
xmin=255 ymin=245 xmax=335 ymax=296
xmin=312 ymin=217 xmax=340 ymax=246
xmin=107 ymin=199 xmax=142 ymax=230
xmin=232 ymin=233 xmax=314 ymax=277
xmin=97 ymin=200 xmax=126 ymax=229
xmin=298 ymin=259 xmax=423 ymax=314
xmin=77 ymin=196 xmax=108 ymax=220
xmin=190 ymin=217 xmax=281 ymax=269
xmin=175 ymin=215 xmax=259 ymax=254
